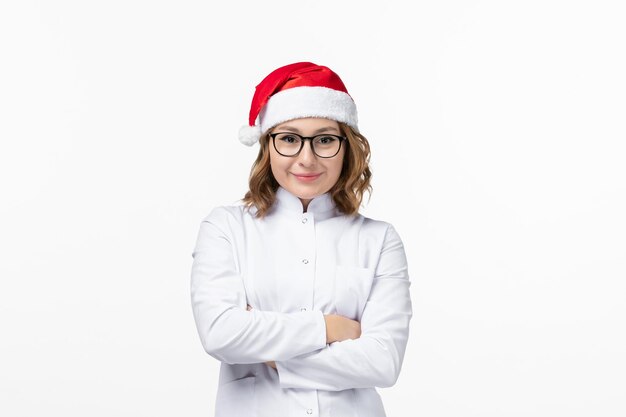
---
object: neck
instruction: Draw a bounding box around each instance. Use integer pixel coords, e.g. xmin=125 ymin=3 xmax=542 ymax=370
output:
xmin=273 ymin=186 xmax=337 ymax=220
xmin=300 ymin=198 xmax=312 ymax=212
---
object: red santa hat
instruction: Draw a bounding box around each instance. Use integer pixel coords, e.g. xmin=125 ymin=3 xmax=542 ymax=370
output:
xmin=238 ymin=62 xmax=359 ymax=146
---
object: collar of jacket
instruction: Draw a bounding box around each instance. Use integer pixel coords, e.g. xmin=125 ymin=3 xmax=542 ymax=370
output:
xmin=273 ymin=186 xmax=338 ymax=220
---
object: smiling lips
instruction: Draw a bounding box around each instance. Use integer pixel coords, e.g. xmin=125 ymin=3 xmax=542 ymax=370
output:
xmin=292 ymin=172 xmax=322 ymax=182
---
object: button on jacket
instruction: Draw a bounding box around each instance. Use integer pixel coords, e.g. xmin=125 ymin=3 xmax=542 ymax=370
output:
xmin=190 ymin=186 xmax=413 ymax=417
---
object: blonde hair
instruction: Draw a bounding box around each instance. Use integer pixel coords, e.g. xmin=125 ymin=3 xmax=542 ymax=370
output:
xmin=242 ymin=122 xmax=372 ymax=218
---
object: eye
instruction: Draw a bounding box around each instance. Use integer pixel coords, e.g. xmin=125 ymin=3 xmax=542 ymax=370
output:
xmin=315 ymin=135 xmax=337 ymax=144
xmin=278 ymin=134 xmax=299 ymax=144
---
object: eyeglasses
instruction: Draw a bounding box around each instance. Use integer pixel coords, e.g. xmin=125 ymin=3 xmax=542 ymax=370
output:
xmin=269 ymin=132 xmax=347 ymax=158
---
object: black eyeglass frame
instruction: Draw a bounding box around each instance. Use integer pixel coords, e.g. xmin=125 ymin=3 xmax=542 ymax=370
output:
xmin=268 ymin=132 xmax=347 ymax=158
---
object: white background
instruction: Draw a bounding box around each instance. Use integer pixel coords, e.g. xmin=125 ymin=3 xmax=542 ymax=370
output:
xmin=1 ymin=1 xmax=625 ymax=416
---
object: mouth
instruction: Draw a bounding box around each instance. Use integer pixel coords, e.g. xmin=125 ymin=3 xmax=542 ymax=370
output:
xmin=292 ymin=172 xmax=322 ymax=182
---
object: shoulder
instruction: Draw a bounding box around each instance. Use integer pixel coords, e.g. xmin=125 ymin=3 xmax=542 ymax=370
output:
xmin=358 ymin=213 xmax=394 ymax=236
xmin=357 ymin=215 xmax=408 ymax=272
xmin=357 ymin=214 xmax=405 ymax=246
xmin=200 ymin=200 xmax=254 ymax=229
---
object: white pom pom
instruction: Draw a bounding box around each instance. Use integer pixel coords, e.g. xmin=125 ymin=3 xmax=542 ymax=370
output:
xmin=238 ymin=124 xmax=262 ymax=146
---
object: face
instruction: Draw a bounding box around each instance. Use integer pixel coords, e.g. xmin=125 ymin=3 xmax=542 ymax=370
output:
xmin=268 ymin=117 xmax=346 ymax=210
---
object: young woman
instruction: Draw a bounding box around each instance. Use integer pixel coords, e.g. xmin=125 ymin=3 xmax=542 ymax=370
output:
xmin=191 ymin=62 xmax=412 ymax=417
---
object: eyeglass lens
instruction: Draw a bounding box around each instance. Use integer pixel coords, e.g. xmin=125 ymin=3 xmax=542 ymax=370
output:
xmin=273 ymin=133 xmax=342 ymax=157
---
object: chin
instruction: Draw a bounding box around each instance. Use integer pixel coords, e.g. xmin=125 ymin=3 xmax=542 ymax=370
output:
xmin=287 ymin=184 xmax=324 ymax=198
xmin=292 ymin=188 xmax=319 ymax=199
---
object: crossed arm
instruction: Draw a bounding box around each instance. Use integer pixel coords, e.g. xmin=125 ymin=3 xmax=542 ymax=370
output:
xmin=245 ymin=305 xmax=357 ymax=371
xmin=246 ymin=304 xmax=362 ymax=371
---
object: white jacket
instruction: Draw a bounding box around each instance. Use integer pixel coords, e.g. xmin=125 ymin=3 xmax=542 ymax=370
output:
xmin=190 ymin=186 xmax=412 ymax=417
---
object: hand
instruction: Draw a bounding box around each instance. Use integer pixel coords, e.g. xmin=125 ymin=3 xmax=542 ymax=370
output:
xmin=247 ymin=304 xmax=277 ymax=369
xmin=324 ymin=314 xmax=361 ymax=344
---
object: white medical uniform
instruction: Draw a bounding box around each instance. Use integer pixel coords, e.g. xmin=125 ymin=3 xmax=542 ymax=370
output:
xmin=190 ymin=186 xmax=412 ymax=417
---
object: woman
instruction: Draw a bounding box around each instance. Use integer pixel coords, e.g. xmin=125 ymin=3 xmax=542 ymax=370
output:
xmin=191 ymin=62 xmax=412 ymax=417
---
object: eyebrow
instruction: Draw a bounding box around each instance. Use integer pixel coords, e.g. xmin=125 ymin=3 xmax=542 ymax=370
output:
xmin=275 ymin=125 xmax=340 ymax=134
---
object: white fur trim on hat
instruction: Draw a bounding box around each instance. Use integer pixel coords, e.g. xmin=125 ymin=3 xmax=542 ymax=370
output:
xmin=259 ymin=86 xmax=358 ymax=134
xmin=238 ymin=124 xmax=262 ymax=146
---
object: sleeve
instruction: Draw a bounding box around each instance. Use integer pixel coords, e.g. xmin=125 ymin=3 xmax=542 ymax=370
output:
xmin=274 ymin=223 xmax=413 ymax=391
xmin=190 ymin=207 xmax=328 ymax=365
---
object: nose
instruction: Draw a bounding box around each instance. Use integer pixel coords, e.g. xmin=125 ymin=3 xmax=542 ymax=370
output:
xmin=296 ymin=139 xmax=317 ymax=165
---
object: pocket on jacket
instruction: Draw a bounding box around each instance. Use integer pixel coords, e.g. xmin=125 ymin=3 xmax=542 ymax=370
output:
xmin=214 ymin=375 xmax=256 ymax=417
xmin=334 ymin=265 xmax=376 ymax=320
